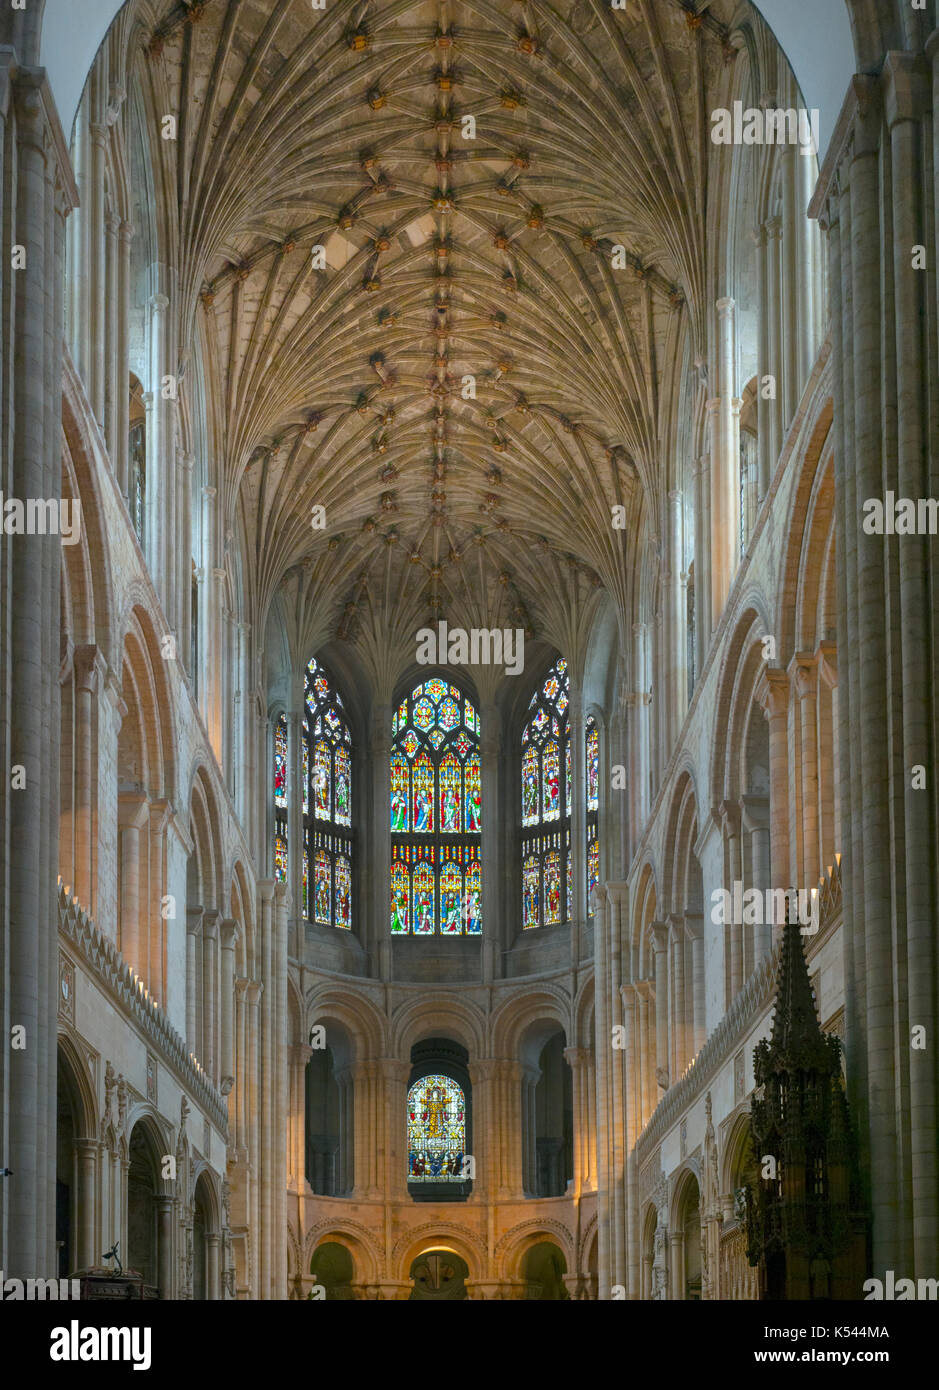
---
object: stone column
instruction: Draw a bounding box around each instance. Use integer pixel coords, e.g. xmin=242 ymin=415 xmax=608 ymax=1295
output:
xmin=753 ymin=223 xmax=772 ymax=499
xmin=669 ymin=1230 xmax=684 ymax=1301
xmin=479 ymin=702 xmax=501 ymax=970
xmin=186 ymin=908 xmax=203 ymax=1056
xmin=104 ymin=209 xmax=120 ymax=455
xmin=563 ymin=1047 xmax=588 ymax=1195
xmin=117 ymin=792 xmax=149 ymax=975
xmin=219 ymin=919 xmax=237 ymax=1096
xmin=813 ymin=50 xmax=939 ymax=1275
xmin=201 ymin=910 xmax=219 ymax=1083
xmin=693 ymin=453 xmax=711 ymax=664
xmin=147 ymin=799 xmax=169 ymax=1005
xmin=666 ymin=489 xmax=686 ymax=745
xmin=720 ymin=800 xmax=742 ymax=1001
xmin=177 ymin=451 xmax=194 ymax=673
xmin=206 ymin=1234 xmax=220 ymax=1301
xmin=233 ymin=977 xmax=249 ymax=1150
xmin=710 ymin=297 xmax=741 ymax=624
xmin=89 ymin=119 xmax=108 ymax=424
xmin=380 ymin=1058 xmax=410 ymax=1201
xmin=520 ymin=1063 xmax=540 ymax=1196
xmin=568 ymin=689 xmax=586 ymax=928
xmin=287 ymin=709 xmax=305 ymax=953
xmin=257 ymin=880 xmax=275 ymax=1296
xmin=156 ymin=1197 xmax=174 ymax=1298
xmin=764 ymin=216 xmax=784 ymax=466
xmin=685 ymin=912 xmax=705 ymax=1056
xmin=756 ymin=668 xmax=790 ymax=896
xmin=273 ymin=882 xmax=289 ymax=1298
xmin=72 ymin=645 xmax=104 ymax=915
xmin=370 ymin=705 xmax=391 ymax=969
xmin=244 ymin=979 xmax=263 ymax=1297
xmin=115 ymin=220 xmax=133 ymax=498
xmin=75 ymin=1139 xmax=99 ymax=1271
xmin=288 ymin=1043 xmax=312 ymax=1189
xmin=790 ymin=654 xmax=820 ymax=889
xmin=651 ymin=923 xmax=669 ymax=1091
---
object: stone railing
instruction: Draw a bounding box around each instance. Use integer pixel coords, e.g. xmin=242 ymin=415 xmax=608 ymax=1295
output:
xmin=635 ymin=855 xmax=844 ymax=1164
xmin=636 ymin=951 xmax=778 ymax=1162
xmin=57 ymin=881 xmax=228 ymax=1132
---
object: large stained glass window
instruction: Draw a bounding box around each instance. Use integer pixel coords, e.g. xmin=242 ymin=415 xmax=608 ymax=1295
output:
xmin=390 ymin=678 xmax=481 ymax=935
xmin=520 ymin=658 xmax=571 ymax=927
xmin=586 ymin=715 xmax=600 ymax=917
xmin=407 ymin=1074 xmax=466 ymax=1181
xmin=303 ymin=657 xmax=353 ymax=929
xmin=274 ymin=713 xmax=288 ymax=884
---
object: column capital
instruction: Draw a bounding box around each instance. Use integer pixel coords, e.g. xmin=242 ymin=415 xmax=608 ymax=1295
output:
xmin=716 ymin=296 xmax=736 ymax=317
xmin=718 ymin=799 xmax=741 ymax=835
xmin=882 ymin=50 xmax=929 ymax=128
xmin=562 ymin=1045 xmax=589 ymax=1070
xmin=817 ymin=639 xmax=838 ymax=691
xmin=650 ymin=921 xmax=669 ymax=955
xmin=219 ymin=918 xmax=239 ymax=948
xmin=683 ymin=911 xmax=704 ymax=942
xmin=257 ymin=878 xmax=276 ymax=902
xmin=117 ymin=790 xmax=150 ymax=830
xmin=787 ymin=651 xmax=818 ymax=698
xmin=187 ymin=907 xmax=204 ymax=937
xmin=73 ymin=643 xmax=107 ymax=695
xmin=290 ymin=1043 xmax=314 ymax=1067
xmin=201 ymin=909 xmax=220 ymax=940
xmin=755 ymin=666 xmax=788 ymax=720
xmin=740 ymin=793 xmax=770 ymax=834
xmin=149 ymin=292 xmax=170 ymax=313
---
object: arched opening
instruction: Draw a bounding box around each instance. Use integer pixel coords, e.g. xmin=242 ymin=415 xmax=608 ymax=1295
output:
xmin=310 ymin=1241 xmax=355 ymax=1300
xmin=305 ymin=1018 xmax=354 ymax=1196
xmin=407 ymin=1038 xmax=471 ymax=1200
xmin=641 ymin=1205 xmax=658 ymax=1301
xmin=126 ymin=1122 xmax=161 ymax=1294
xmin=531 ymin=1030 xmax=573 ymax=1198
xmin=520 ymin=1241 xmax=568 ymax=1300
xmin=55 ymin=1051 xmax=80 ymax=1278
xmin=408 ymin=1248 xmax=468 ymax=1301
xmin=676 ymin=1175 xmax=702 ymax=1301
xmin=193 ymin=1172 xmax=217 ymax=1300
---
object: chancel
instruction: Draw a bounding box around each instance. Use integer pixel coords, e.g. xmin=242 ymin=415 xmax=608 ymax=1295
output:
xmin=0 ymin=0 xmax=936 ymax=1303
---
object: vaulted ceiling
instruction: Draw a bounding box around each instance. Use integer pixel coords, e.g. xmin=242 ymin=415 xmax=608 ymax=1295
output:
xmin=145 ymin=0 xmax=740 ymax=670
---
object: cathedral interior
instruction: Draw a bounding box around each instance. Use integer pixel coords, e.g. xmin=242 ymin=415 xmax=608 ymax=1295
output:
xmin=0 ymin=0 xmax=937 ymax=1303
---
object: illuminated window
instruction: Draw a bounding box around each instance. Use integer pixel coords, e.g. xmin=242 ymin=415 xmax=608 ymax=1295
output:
xmin=407 ymin=1074 xmax=466 ymax=1182
xmin=391 ymin=679 xmax=481 ymax=935
xmin=520 ymin=658 xmax=571 ymax=927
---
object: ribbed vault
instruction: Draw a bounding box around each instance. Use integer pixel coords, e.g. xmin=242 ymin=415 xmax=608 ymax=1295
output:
xmin=144 ymin=0 xmax=743 ymax=655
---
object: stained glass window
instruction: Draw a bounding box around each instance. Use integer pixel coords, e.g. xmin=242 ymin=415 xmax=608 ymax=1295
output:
xmin=274 ymin=715 xmax=288 ymax=809
xmin=408 ymin=1074 xmax=466 ymax=1182
xmin=520 ymin=658 xmax=571 ymax=929
xmin=390 ymin=678 xmax=482 ymax=934
xmin=274 ymin=713 xmax=289 ymax=884
xmin=586 ymin=715 xmax=600 ymax=917
xmin=297 ymin=656 xmax=354 ymax=929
